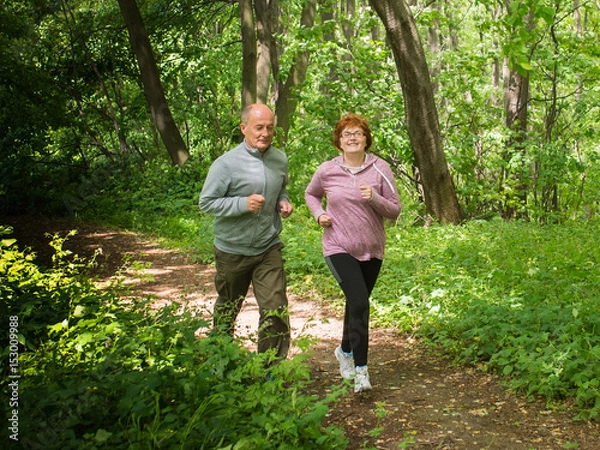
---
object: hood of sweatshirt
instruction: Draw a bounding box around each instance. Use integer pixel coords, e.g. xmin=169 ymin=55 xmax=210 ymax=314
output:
xmin=333 ymin=154 xmax=396 ymax=193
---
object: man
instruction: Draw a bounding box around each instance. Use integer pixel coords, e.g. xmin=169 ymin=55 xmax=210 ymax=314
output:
xmin=199 ymin=104 xmax=293 ymax=360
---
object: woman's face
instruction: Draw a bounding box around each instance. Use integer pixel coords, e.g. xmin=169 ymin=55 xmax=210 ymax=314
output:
xmin=339 ymin=127 xmax=367 ymax=155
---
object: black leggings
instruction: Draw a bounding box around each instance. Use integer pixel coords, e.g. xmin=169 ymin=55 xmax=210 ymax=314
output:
xmin=325 ymin=253 xmax=382 ymax=367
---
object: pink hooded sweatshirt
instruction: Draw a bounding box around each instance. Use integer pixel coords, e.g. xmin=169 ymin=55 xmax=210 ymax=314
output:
xmin=305 ymin=154 xmax=401 ymax=261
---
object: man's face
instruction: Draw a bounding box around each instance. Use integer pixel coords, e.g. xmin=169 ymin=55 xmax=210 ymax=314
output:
xmin=241 ymin=106 xmax=275 ymax=152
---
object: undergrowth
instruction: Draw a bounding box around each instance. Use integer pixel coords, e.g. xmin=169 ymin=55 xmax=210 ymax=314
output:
xmin=1 ymin=228 xmax=348 ymax=449
xmin=4 ymin=157 xmax=600 ymax=436
xmin=373 ymin=218 xmax=600 ymax=420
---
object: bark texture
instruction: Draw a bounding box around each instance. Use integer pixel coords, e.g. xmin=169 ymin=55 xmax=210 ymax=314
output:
xmin=274 ymin=0 xmax=317 ymax=141
xmin=255 ymin=0 xmax=276 ymax=104
xmin=240 ymin=0 xmax=257 ymax=108
xmin=369 ymin=0 xmax=461 ymax=224
xmin=117 ymin=0 xmax=189 ymax=166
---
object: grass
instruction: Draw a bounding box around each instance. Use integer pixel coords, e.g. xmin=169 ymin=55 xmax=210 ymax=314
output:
xmin=371 ymin=218 xmax=600 ymax=419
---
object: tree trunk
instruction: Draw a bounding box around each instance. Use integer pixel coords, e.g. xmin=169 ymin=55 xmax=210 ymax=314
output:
xmin=240 ymin=0 xmax=257 ymax=109
xmin=426 ymin=0 xmax=440 ymax=95
xmin=274 ymin=0 xmax=317 ymax=141
xmin=117 ymin=0 xmax=189 ymax=166
xmin=255 ymin=0 xmax=275 ymax=104
xmin=320 ymin=0 xmax=338 ymax=98
xmin=502 ymin=62 xmax=530 ymax=218
xmin=368 ymin=0 xmax=462 ymax=224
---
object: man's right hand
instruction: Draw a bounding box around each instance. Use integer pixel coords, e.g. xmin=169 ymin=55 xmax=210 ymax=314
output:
xmin=247 ymin=194 xmax=266 ymax=213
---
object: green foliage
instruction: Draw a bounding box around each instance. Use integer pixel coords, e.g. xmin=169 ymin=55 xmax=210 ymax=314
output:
xmin=1 ymin=227 xmax=99 ymax=353
xmin=374 ymin=218 xmax=600 ymax=419
xmin=1 ymin=230 xmax=348 ymax=449
xmin=2 ymin=0 xmax=599 ymax=222
xmin=2 ymin=0 xmax=600 ymax=435
xmin=425 ymin=0 xmax=600 ymax=221
xmin=28 ymin=153 xmax=600 ymax=420
xmin=73 ymin=158 xmax=215 ymax=263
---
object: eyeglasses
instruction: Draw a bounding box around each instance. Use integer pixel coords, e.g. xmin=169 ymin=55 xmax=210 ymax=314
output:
xmin=341 ymin=131 xmax=366 ymax=138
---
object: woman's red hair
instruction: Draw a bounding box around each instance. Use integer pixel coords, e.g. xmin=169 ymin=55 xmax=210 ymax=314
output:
xmin=333 ymin=113 xmax=373 ymax=152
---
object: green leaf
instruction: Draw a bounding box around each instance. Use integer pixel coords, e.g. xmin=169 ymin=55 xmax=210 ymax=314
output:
xmin=1 ymin=238 xmax=17 ymax=247
xmin=536 ymin=6 xmax=555 ymax=24
xmin=73 ymin=305 xmax=87 ymax=318
xmin=93 ymin=429 xmax=113 ymax=443
xmin=78 ymin=333 xmax=93 ymax=346
xmin=48 ymin=320 xmax=68 ymax=333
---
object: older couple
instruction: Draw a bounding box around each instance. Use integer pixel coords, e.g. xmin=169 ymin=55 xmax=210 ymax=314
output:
xmin=199 ymin=104 xmax=400 ymax=393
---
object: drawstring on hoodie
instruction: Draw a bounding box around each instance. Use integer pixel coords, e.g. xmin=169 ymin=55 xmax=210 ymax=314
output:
xmin=337 ymin=155 xmax=397 ymax=193
xmin=373 ymin=162 xmax=396 ymax=193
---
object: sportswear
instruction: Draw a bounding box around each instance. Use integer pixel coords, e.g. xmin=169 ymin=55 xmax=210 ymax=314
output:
xmin=304 ymin=154 xmax=400 ymax=261
xmin=199 ymin=142 xmax=290 ymax=256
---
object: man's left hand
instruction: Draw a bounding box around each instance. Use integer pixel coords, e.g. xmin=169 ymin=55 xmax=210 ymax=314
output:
xmin=279 ymin=200 xmax=294 ymax=218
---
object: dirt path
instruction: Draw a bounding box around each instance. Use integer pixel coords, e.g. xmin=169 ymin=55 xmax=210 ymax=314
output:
xmin=3 ymin=216 xmax=600 ymax=450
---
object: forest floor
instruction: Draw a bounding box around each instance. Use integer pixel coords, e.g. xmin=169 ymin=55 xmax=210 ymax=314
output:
xmin=3 ymin=215 xmax=600 ymax=450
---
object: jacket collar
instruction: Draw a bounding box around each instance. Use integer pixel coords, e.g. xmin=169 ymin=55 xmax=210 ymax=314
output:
xmin=243 ymin=139 xmax=270 ymax=157
xmin=335 ymin=153 xmax=374 ymax=173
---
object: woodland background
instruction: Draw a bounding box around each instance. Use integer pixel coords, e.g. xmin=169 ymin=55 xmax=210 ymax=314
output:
xmin=1 ymin=0 xmax=600 ymax=448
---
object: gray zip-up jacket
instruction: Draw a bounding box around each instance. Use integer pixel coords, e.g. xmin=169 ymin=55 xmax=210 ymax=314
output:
xmin=199 ymin=141 xmax=290 ymax=256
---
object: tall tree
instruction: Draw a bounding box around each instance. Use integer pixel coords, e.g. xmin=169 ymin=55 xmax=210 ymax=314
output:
xmin=502 ymin=61 xmax=530 ymax=218
xmin=255 ymin=0 xmax=276 ymax=104
xmin=274 ymin=0 xmax=317 ymax=140
xmin=117 ymin=0 xmax=189 ymax=166
xmin=368 ymin=0 xmax=462 ymax=224
xmin=499 ymin=2 xmax=537 ymax=218
xmin=240 ymin=0 xmax=258 ymax=108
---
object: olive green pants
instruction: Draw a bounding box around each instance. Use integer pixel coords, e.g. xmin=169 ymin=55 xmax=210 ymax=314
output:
xmin=213 ymin=243 xmax=290 ymax=360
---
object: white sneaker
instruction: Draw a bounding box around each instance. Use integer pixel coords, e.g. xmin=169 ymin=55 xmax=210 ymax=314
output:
xmin=354 ymin=365 xmax=372 ymax=393
xmin=334 ymin=346 xmax=356 ymax=379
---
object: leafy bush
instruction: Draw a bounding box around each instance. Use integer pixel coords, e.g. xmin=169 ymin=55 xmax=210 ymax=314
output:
xmin=1 ymin=232 xmax=348 ymax=449
xmin=374 ymin=218 xmax=600 ymax=419
xmin=1 ymin=227 xmax=100 ymax=354
xmin=72 ymin=158 xmax=215 ymax=263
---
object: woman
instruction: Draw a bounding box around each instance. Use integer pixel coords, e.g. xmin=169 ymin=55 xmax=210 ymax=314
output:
xmin=305 ymin=113 xmax=401 ymax=393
